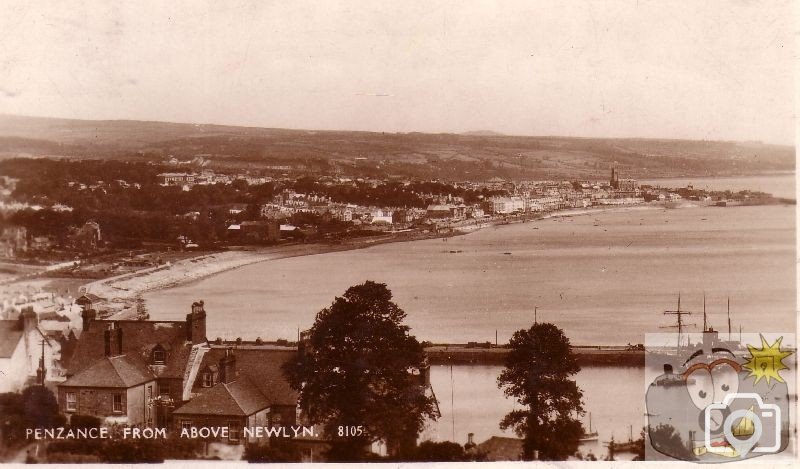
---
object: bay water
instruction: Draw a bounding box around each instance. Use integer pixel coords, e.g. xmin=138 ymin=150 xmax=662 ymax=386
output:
xmin=146 ymin=203 xmax=795 ymax=346
xmin=144 ymin=175 xmax=794 ymax=456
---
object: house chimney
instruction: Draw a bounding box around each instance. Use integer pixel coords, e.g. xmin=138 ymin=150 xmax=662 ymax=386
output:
xmin=20 ymin=307 xmax=38 ymax=332
xmin=104 ymin=326 xmax=112 ymax=357
xmin=104 ymin=323 xmax=123 ymax=357
xmin=465 ymin=433 xmax=476 ymax=450
xmin=186 ymin=301 xmax=207 ymax=344
xmin=219 ymin=348 xmax=237 ymax=384
xmin=81 ymin=308 xmax=96 ymax=332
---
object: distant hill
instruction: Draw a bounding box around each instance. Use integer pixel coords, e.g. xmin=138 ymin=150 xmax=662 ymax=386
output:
xmin=0 ymin=114 xmax=793 ymax=181
xmin=461 ymin=130 xmax=506 ymax=137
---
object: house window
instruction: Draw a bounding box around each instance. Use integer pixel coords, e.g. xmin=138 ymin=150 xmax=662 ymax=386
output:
xmin=153 ymin=349 xmax=166 ymax=365
xmin=271 ymin=412 xmax=282 ymax=427
xmin=65 ymin=392 xmax=77 ymax=412
xmin=112 ymin=393 xmax=123 ymax=413
xmin=159 ymin=383 xmax=170 ymax=398
xmin=181 ymin=420 xmax=193 ymax=431
xmin=228 ymin=421 xmax=240 ymax=442
xmin=202 ymin=372 xmax=213 ymax=388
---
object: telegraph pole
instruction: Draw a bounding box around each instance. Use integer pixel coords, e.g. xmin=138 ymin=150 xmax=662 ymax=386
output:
xmin=37 ymin=340 xmax=47 ymax=386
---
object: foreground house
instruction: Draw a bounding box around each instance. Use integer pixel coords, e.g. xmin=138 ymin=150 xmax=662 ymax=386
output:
xmin=57 ymin=301 xmax=303 ymax=438
xmin=58 ymin=351 xmax=158 ymax=425
xmin=0 ymin=310 xmax=58 ymax=393
xmin=0 ymin=320 xmax=30 ymax=393
xmin=58 ymin=301 xmax=208 ymax=426
xmin=172 ymin=345 xmax=298 ymax=444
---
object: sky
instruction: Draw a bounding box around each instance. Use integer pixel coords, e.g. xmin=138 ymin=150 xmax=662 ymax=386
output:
xmin=0 ymin=0 xmax=795 ymax=144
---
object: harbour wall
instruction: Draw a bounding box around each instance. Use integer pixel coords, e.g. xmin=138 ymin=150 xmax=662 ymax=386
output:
xmin=424 ymin=344 xmax=645 ymax=367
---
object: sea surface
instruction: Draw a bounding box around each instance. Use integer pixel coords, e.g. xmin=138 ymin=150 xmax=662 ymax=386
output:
xmin=425 ymin=364 xmax=644 ymax=456
xmin=146 ymin=204 xmax=795 ymax=346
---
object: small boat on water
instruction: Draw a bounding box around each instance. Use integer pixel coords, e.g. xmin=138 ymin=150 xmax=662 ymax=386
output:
xmin=648 ymin=295 xmax=751 ymax=366
xmin=580 ymin=413 xmax=599 ymax=442
xmin=604 ymin=426 xmax=639 ymax=454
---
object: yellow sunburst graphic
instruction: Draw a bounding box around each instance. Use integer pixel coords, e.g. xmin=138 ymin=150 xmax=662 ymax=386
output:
xmin=743 ymin=335 xmax=792 ymax=385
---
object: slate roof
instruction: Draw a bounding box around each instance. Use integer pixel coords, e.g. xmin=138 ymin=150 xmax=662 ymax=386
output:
xmin=174 ymin=347 xmax=298 ymax=417
xmin=65 ymin=320 xmax=191 ymax=379
xmin=76 ymin=294 xmax=104 ymax=304
xmin=39 ymin=311 xmax=71 ymax=322
xmin=61 ymin=355 xmax=155 ymax=388
xmin=226 ymin=376 xmax=273 ymax=414
xmin=191 ymin=348 xmax=298 ymax=407
xmin=0 ymin=321 xmax=23 ymax=358
xmin=475 ymin=436 xmax=523 ymax=461
xmin=173 ymin=375 xmax=270 ymax=416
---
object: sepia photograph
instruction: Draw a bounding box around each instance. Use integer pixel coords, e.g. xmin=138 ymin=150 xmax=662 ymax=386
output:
xmin=0 ymin=0 xmax=796 ymax=465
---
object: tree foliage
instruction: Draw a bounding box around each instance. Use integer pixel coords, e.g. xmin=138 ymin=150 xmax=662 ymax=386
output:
xmin=403 ymin=440 xmax=481 ymax=462
xmin=0 ymin=386 xmax=66 ymax=447
xmin=497 ymin=322 xmax=584 ymax=460
xmin=283 ymin=281 xmax=438 ymax=461
xmin=648 ymin=424 xmax=694 ymax=461
xmin=243 ymin=439 xmax=302 ymax=462
xmin=45 ymin=436 xmax=202 ymax=463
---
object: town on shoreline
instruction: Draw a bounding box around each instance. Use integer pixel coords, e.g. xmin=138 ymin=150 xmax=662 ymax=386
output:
xmin=1 ymin=158 xmax=792 ymax=321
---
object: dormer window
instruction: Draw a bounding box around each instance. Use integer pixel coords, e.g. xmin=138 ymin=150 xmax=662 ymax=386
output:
xmin=202 ymin=372 xmax=213 ymax=387
xmin=152 ymin=345 xmax=166 ymax=365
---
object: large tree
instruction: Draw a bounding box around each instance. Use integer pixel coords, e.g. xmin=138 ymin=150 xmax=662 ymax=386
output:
xmin=0 ymin=386 xmax=65 ymax=447
xmin=497 ymin=322 xmax=584 ymax=460
xmin=284 ymin=281 xmax=438 ymax=461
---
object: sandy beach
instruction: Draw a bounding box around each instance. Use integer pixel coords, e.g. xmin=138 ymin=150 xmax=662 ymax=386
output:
xmin=83 ymin=229 xmax=452 ymax=317
xmin=84 ymin=245 xmax=349 ymax=314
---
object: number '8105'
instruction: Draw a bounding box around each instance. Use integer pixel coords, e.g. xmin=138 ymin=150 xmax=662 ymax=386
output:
xmin=337 ymin=426 xmax=364 ymax=437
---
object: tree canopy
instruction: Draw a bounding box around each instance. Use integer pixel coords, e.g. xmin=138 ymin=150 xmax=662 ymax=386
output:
xmin=283 ymin=281 xmax=438 ymax=461
xmin=0 ymin=386 xmax=65 ymax=447
xmin=497 ymin=322 xmax=584 ymax=460
xmin=404 ymin=440 xmax=481 ymax=462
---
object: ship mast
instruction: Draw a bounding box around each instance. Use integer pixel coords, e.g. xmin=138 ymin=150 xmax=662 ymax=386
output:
xmin=727 ymin=297 xmax=732 ymax=342
xmin=664 ymin=293 xmax=693 ymax=356
xmin=702 ymin=294 xmax=707 ymax=332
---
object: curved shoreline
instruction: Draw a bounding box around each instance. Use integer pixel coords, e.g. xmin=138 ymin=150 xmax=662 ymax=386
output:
xmin=94 ymin=204 xmax=680 ymax=319
xmin=92 ymin=201 xmax=705 ymax=318
xmin=89 ymin=229 xmax=465 ymax=317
